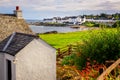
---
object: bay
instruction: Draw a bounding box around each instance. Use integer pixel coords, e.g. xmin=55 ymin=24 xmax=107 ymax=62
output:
xmin=29 ymin=25 xmax=89 ymax=33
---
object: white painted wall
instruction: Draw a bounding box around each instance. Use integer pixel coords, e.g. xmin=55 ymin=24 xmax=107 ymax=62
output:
xmin=0 ymin=53 xmax=5 ymax=80
xmin=0 ymin=53 xmax=15 ymax=80
xmin=52 ymin=18 xmax=57 ymax=23
xmin=86 ymin=19 xmax=116 ymax=22
xmin=4 ymin=54 xmax=16 ymax=80
xmin=76 ymin=17 xmax=82 ymax=22
xmin=15 ymin=39 xmax=56 ymax=80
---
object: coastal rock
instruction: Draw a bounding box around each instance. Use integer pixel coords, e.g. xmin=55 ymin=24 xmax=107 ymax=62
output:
xmin=44 ymin=31 xmax=58 ymax=34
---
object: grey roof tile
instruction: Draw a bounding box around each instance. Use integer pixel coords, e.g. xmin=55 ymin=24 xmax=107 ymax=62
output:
xmin=0 ymin=32 xmax=37 ymax=56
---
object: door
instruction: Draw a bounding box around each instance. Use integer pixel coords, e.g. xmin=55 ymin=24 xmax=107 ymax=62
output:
xmin=6 ymin=60 xmax=12 ymax=80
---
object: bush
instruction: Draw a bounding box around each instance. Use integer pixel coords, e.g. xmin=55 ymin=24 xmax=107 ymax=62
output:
xmin=83 ymin=21 xmax=97 ymax=27
xmin=83 ymin=21 xmax=100 ymax=27
xmin=62 ymin=53 xmax=76 ymax=66
xmin=62 ymin=28 xmax=120 ymax=70
xmin=112 ymin=20 xmax=120 ymax=28
xmin=83 ymin=21 xmax=110 ymax=28
xmin=77 ymin=29 xmax=120 ymax=69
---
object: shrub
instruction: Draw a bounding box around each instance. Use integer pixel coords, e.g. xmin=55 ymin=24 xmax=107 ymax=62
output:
xmin=83 ymin=21 xmax=110 ymax=28
xmin=62 ymin=53 xmax=76 ymax=66
xmin=83 ymin=21 xmax=97 ymax=27
xmin=112 ymin=20 xmax=120 ymax=28
xmin=62 ymin=28 xmax=120 ymax=70
xmin=83 ymin=21 xmax=96 ymax=27
xmin=77 ymin=29 xmax=120 ymax=69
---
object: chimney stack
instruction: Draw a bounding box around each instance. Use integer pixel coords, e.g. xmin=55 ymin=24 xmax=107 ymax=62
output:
xmin=14 ymin=6 xmax=23 ymax=19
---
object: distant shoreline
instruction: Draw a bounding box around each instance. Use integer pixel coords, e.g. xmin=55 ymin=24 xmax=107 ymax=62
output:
xmin=28 ymin=22 xmax=67 ymax=27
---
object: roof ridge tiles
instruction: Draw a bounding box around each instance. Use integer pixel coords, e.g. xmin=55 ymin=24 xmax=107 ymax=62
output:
xmin=2 ymin=32 xmax=16 ymax=51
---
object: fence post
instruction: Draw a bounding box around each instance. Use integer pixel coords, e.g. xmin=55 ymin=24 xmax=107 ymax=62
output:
xmin=68 ymin=45 xmax=72 ymax=55
xmin=97 ymin=58 xmax=120 ymax=80
xmin=57 ymin=48 xmax=61 ymax=58
xmin=57 ymin=48 xmax=60 ymax=54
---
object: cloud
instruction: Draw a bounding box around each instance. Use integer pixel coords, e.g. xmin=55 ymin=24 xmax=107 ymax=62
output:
xmin=0 ymin=0 xmax=120 ymax=11
xmin=96 ymin=1 xmax=120 ymax=10
xmin=0 ymin=0 xmax=119 ymax=19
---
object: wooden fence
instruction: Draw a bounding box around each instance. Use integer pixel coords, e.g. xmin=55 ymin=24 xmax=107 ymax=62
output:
xmin=57 ymin=45 xmax=72 ymax=59
xmin=57 ymin=45 xmax=120 ymax=80
xmin=97 ymin=58 xmax=120 ymax=80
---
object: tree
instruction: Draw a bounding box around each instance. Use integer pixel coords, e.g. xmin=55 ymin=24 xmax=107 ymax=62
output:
xmin=100 ymin=13 xmax=107 ymax=19
xmin=112 ymin=21 xmax=120 ymax=27
xmin=114 ymin=13 xmax=119 ymax=20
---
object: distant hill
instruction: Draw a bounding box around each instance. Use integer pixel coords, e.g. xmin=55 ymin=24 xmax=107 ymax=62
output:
xmin=25 ymin=19 xmax=42 ymax=24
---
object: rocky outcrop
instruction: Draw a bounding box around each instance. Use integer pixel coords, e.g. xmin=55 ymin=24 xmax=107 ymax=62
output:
xmin=0 ymin=14 xmax=33 ymax=41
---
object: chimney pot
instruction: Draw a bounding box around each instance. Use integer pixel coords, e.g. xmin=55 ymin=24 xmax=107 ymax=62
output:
xmin=16 ymin=6 xmax=19 ymax=10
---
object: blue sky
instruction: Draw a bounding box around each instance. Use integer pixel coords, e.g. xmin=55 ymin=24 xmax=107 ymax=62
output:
xmin=0 ymin=0 xmax=120 ymax=20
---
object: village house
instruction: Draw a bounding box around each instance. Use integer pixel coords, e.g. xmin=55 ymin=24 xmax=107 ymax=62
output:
xmin=43 ymin=18 xmax=53 ymax=23
xmin=86 ymin=18 xmax=116 ymax=23
xmin=43 ymin=16 xmax=86 ymax=25
xmin=0 ymin=6 xmax=56 ymax=80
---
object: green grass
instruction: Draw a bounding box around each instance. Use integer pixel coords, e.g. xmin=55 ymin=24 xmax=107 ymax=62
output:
xmin=61 ymin=28 xmax=120 ymax=70
xmin=39 ymin=31 xmax=91 ymax=48
xmin=39 ymin=28 xmax=118 ymax=49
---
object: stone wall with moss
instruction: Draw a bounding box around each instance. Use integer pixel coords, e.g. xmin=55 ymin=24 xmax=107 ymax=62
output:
xmin=0 ymin=14 xmax=33 ymax=41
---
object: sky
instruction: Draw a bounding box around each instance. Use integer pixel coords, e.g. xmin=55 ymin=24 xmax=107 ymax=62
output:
xmin=0 ymin=0 xmax=120 ymax=20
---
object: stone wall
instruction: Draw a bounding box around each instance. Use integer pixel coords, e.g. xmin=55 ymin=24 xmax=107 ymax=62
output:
xmin=0 ymin=14 xmax=33 ymax=41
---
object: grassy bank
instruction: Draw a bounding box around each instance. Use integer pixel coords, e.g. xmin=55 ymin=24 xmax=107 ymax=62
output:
xmin=39 ymin=28 xmax=117 ymax=49
xmin=39 ymin=31 xmax=91 ymax=48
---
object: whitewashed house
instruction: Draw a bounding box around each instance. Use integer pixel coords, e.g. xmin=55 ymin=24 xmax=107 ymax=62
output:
xmin=0 ymin=32 xmax=56 ymax=80
xmin=86 ymin=19 xmax=115 ymax=23
xmin=52 ymin=17 xmax=61 ymax=23
xmin=76 ymin=16 xmax=82 ymax=22
xmin=43 ymin=18 xmax=53 ymax=23
xmin=82 ymin=16 xmax=86 ymax=23
xmin=61 ymin=17 xmax=69 ymax=23
xmin=43 ymin=17 xmax=62 ymax=23
xmin=43 ymin=16 xmax=86 ymax=25
xmin=68 ymin=16 xmax=77 ymax=24
xmin=52 ymin=18 xmax=57 ymax=23
xmin=67 ymin=16 xmax=86 ymax=24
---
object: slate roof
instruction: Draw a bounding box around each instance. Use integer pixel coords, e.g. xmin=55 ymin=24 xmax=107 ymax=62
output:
xmin=0 ymin=32 xmax=38 ymax=56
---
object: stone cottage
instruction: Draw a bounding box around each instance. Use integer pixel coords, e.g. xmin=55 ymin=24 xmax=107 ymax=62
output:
xmin=0 ymin=6 xmax=56 ymax=80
